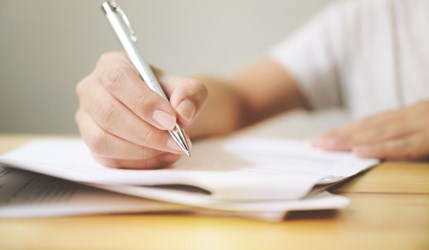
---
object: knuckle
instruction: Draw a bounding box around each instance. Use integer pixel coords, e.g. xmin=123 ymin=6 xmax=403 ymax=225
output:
xmin=98 ymin=101 xmax=117 ymax=130
xmin=185 ymin=79 xmax=203 ymax=93
xmin=135 ymin=92 xmax=160 ymax=114
xmin=140 ymin=125 xmax=155 ymax=142
xmin=76 ymin=75 xmax=101 ymax=99
xmin=98 ymin=52 xmax=112 ymax=63
xmin=96 ymin=53 xmax=112 ymax=69
xmin=180 ymin=79 xmax=208 ymax=103
xmin=104 ymin=67 xmax=129 ymax=93
xmin=75 ymin=78 xmax=88 ymax=97
xmin=97 ymin=52 xmax=121 ymax=67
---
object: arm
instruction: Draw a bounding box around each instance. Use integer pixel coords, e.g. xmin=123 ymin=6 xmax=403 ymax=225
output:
xmin=76 ymin=53 xmax=306 ymax=169
xmin=189 ymin=58 xmax=308 ymax=138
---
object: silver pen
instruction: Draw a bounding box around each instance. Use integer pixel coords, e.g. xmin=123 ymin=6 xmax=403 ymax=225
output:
xmin=101 ymin=0 xmax=191 ymax=156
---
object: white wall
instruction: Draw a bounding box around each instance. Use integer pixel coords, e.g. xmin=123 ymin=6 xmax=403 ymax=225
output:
xmin=0 ymin=0 xmax=334 ymax=133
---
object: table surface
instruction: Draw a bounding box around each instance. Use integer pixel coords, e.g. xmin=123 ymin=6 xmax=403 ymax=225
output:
xmin=0 ymin=134 xmax=428 ymax=250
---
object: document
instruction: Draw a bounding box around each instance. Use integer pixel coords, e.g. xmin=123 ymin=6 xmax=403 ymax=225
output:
xmin=0 ymin=167 xmax=188 ymax=218
xmin=0 ymin=166 xmax=347 ymax=221
xmin=0 ymin=137 xmax=377 ymax=199
xmin=0 ymin=135 xmax=377 ymax=220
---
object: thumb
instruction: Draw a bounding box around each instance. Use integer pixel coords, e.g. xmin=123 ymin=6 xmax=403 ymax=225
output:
xmin=159 ymin=74 xmax=208 ymax=127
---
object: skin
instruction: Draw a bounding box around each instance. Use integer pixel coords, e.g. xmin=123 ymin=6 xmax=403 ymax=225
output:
xmin=311 ymin=101 xmax=429 ymax=161
xmin=76 ymin=51 xmax=429 ymax=169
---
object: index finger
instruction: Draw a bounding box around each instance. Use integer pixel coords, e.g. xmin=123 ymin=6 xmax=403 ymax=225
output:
xmin=96 ymin=52 xmax=177 ymax=130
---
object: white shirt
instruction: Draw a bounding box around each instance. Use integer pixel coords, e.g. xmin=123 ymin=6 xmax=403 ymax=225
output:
xmin=271 ymin=0 xmax=429 ymax=119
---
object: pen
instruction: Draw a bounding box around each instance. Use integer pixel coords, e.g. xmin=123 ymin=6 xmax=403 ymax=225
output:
xmin=101 ymin=0 xmax=191 ymax=156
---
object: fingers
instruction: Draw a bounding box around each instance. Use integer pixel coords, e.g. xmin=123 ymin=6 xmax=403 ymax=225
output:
xmin=77 ymin=76 xmax=183 ymax=154
xmin=76 ymin=109 xmax=181 ymax=169
xmin=75 ymin=51 xmax=208 ymax=169
xmin=95 ymin=52 xmax=177 ymax=130
xmin=94 ymin=52 xmax=208 ymax=128
xmin=312 ymin=121 xmax=422 ymax=151
xmin=353 ymin=130 xmax=429 ymax=161
xmin=326 ymin=109 xmax=402 ymax=138
xmin=76 ymin=108 xmax=159 ymax=160
xmin=311 ymin=104 xmax=428 ymax=151
xmin=311 ymin=101 xmax=429 ymax=161
xmin=160 ymin=75 xmax=208 ymax=127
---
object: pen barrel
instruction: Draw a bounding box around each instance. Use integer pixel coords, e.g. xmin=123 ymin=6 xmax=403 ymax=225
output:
xmin=103 ymin=2 xmax=168 ymax=100
xmin=126 ymin=44 xmax=168 ymax=99
xmin=102 ymin=1 xmax=191 ymax=156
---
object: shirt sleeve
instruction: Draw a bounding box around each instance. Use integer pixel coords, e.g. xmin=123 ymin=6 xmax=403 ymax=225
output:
xmin=270 ymin=2 xmax=348 ymax=110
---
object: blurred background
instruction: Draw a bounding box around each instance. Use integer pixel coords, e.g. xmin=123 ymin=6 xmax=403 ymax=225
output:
xmin=0 ymin=0 xmax=335 ymax=134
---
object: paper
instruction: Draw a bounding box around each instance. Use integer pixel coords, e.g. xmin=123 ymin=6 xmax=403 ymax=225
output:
xmin=0 ymin=167 xmax=188 ymax=218
xmin=0 ymin=167 xmax=347 ymax=221
xmin=94 ymin=183 xmax=349 ymax=214
xmin=0 ymin=137 xmax=377 ymax=201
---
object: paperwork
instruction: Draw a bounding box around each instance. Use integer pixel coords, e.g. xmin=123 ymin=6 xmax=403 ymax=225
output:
xmin=0 ymin=136 xmax=378 ymax=220
xmin=0 ymin=167 xmax=188 ymax=218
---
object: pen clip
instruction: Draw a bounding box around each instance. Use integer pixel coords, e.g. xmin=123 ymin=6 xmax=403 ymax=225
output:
xmin=109 ymin=1 xmax=138 ymax=42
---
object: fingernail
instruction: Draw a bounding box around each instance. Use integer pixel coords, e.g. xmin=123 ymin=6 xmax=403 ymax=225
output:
xmin=177 ymin=99 xmax=196 ymax=122
xmin=167 ymin=138 xmax=183 ymax=153
xmin=152 ymin=110 xmax=176 ymax=130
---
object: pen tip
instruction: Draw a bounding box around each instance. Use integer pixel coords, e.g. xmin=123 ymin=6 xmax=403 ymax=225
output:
xmin=185 ymin=150 xmax=191 ymax=157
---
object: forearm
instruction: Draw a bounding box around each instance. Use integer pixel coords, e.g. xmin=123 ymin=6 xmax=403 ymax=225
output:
xmin=187 ymin=59 xmax=308 ymax=139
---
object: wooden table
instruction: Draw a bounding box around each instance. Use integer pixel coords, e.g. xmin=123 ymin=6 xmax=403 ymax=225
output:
xmin=0 ymin=134 xmax=428 ymax=250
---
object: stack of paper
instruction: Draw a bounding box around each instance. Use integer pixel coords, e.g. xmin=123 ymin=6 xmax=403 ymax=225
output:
xmin=0 ymin=135 xmax=378 ymax=221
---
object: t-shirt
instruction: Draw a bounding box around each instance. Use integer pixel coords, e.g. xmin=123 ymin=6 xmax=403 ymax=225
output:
xmin=271 ymin=0 xmax=429 ymax=119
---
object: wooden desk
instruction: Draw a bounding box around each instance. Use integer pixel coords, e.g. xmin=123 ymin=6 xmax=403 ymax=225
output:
xmin=0 ymin=134 xmax=428 ymax=250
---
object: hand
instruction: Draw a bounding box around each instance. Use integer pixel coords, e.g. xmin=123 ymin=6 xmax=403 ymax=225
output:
xmin=311 ymin=101 xmax=429 ymax=161
xmin=75 ymin=52 xmax=207 ymax=169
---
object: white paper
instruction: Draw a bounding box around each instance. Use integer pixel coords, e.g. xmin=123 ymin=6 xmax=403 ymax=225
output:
xmin=0 ymin=167 xmax=347 ymax=221
xmin=0 ymin=137 xmax=378 ymax=201
xmin=0 ymin=167 xmax=189 ymax=218
xmin=94 ymin=183 xmax=349 ymax=213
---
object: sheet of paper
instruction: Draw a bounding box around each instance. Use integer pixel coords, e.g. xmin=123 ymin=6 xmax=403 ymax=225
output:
xmin=0 ymin=167 xmax=347 ymax=221
xmin=94 ymin=183 xmax=349 ymax=213
xmin=0 ymin=137 xmax=378 ymax=201
xmin=0 ymin=167 xmax=188 ymax=218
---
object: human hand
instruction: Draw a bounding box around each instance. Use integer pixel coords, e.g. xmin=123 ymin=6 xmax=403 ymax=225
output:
xmin=75 ymin=52 xmax=207 ymax=169
xmin=311 ymin=101 xmax=429 ymax=161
